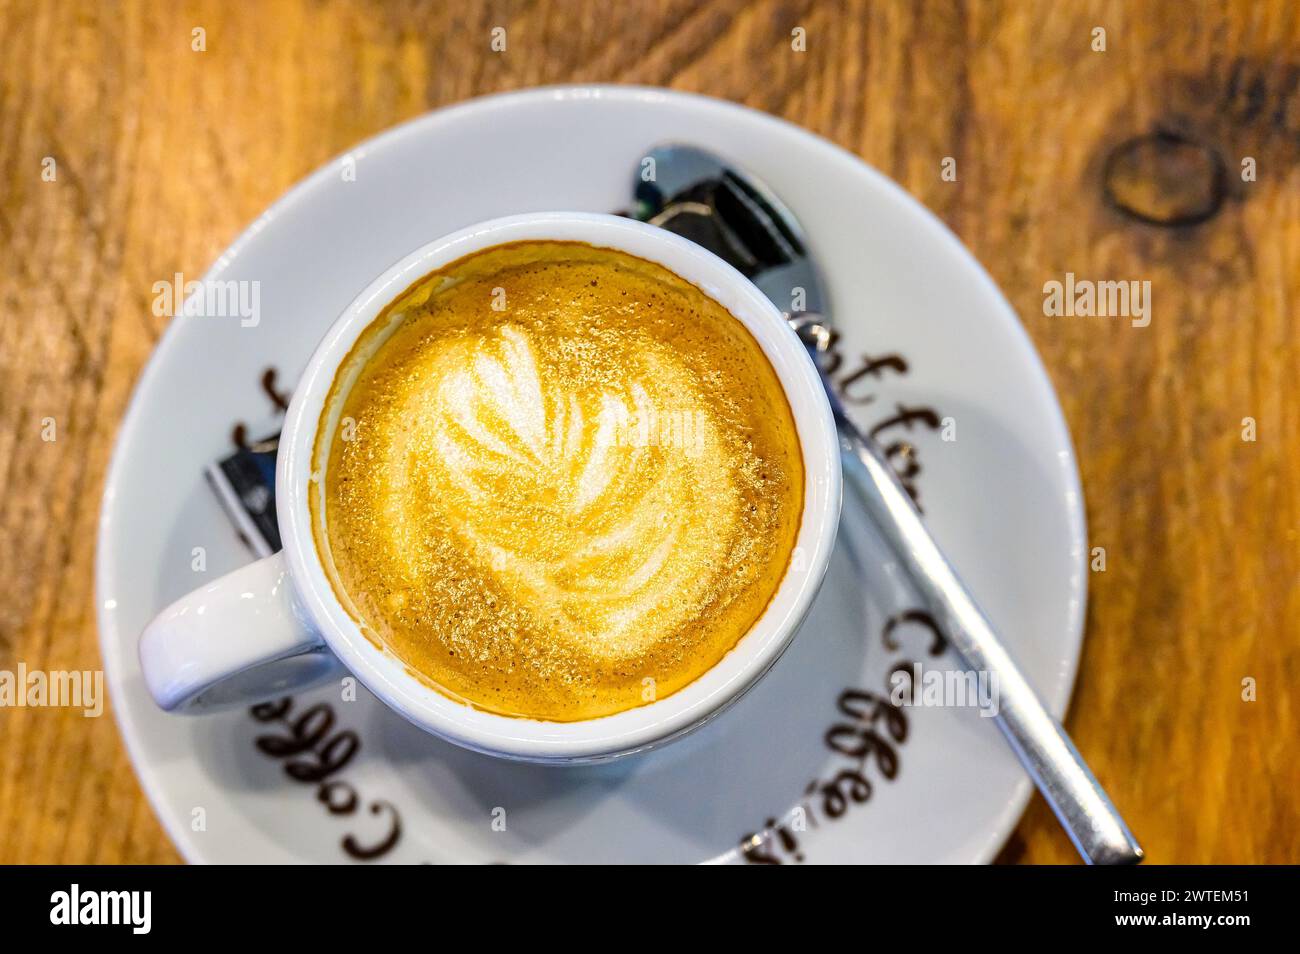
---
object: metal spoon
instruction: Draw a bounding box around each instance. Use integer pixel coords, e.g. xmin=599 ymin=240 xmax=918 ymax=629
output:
xmin=633 ymin=144 xmax=1143 ymax=865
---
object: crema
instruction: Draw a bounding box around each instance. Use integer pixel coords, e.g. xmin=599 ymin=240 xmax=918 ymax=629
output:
xmin=312 ymin=241 xmax=804 ymax=721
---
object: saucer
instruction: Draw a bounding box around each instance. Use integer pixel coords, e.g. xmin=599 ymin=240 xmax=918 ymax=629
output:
xmin=97 ymin=86 xmax=1087 ymax=864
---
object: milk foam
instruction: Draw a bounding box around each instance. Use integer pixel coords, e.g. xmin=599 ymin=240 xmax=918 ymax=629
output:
xmin=395 ymin=323 xmax=739 ymax=658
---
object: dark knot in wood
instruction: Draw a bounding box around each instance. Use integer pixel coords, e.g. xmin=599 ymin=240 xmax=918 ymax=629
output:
xmin=1102 ymin=131 xmax=1227 ymax=227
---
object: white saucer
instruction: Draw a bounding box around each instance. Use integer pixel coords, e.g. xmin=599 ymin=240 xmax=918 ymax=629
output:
xmin=97 ymin=86 xmax=1087 ymax=864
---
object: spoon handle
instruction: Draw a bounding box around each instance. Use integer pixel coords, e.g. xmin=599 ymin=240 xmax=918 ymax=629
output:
xmin=789 ymin=315 xmax=1143 ymax=864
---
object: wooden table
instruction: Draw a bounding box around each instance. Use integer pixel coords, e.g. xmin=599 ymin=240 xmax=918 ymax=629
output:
xmin=1 ymin=0 xmax=1296 ymax=864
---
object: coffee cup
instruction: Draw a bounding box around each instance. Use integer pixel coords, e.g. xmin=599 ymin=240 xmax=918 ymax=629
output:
xmin=139 ymin=212 xmax=841 ymax=762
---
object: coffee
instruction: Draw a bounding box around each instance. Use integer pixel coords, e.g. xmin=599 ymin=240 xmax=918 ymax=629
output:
xmin=311 ymin=240 xmax=804 ymax=721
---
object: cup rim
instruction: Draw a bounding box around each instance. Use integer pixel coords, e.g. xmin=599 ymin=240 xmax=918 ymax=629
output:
xmin=277 ymin=211 xmax=841 ymax=762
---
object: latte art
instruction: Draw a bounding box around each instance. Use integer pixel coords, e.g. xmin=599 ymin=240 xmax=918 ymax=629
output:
xmin=313 ymin=241 xmax=804 ymax=721
xmin=405 ymin=323 xmax=740 ymax=658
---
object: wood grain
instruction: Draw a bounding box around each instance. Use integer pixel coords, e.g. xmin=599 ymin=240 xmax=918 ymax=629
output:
xmin=1 ymin=0 xmax=1296 ymax=864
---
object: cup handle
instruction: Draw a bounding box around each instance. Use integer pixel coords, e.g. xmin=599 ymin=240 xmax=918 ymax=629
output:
xmin=139 ymin=552 xmax=343 ymax=712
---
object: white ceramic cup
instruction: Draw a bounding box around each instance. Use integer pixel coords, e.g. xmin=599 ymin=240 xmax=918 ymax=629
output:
xmin=139 ymin=212 xmax=841 ymax=762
